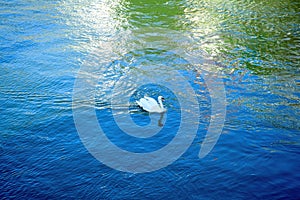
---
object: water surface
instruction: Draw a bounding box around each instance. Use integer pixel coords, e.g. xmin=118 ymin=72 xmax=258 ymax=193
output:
xmin=1 ymin=0 xmax=299 ymax=199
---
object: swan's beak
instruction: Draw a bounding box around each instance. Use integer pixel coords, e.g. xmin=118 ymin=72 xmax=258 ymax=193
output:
xmin=161 ymin=97 xmax=165 ymax=101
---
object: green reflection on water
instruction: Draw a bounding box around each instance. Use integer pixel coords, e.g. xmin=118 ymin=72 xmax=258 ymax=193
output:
xmin=114 ymin=0 xmax=299 ymax=75
xmin=116 ymin=0 xmax=186 ymax=29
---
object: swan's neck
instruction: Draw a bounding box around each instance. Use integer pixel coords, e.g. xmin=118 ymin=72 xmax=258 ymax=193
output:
xmin=158 ymin=98 xmax=164 ymax=109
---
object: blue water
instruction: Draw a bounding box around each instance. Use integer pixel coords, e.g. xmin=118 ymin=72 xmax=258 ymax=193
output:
xmin=1 ymin=0 xmax=300 ymax=199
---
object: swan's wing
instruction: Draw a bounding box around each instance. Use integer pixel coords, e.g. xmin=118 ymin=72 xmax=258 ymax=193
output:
xmin=136 ymin=99 xmax=149 ymax=110
xmin=143 ymin=96 xmax=165 ymax=112
xmin=136 ymin=98 xmax=154 ymax=112
xmin=143 ymin=96 xmax=159 ymax=106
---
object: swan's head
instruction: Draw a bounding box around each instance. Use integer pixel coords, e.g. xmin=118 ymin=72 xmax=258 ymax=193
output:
xmin=158 ymin=96 xmax=165 ymax=102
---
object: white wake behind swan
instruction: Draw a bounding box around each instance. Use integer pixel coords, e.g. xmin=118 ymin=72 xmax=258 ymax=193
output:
xmin=136 ymin=96 xmax=167 ymax=113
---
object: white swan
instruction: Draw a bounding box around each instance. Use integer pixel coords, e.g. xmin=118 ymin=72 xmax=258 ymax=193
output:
xmin=136 ymin=96 xmax=167 ymax=113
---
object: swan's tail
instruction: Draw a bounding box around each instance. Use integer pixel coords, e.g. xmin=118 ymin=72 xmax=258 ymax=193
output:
xmin=136 ymin=100 xmax=142 ymax=107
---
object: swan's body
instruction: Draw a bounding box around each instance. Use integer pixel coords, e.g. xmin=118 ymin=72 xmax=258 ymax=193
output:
xmin=136 ymin=96 xmax=167 ymax=113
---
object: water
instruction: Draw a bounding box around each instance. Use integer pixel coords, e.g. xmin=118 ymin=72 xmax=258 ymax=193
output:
xmin=1 ymin=0 xmax=299 ymax=199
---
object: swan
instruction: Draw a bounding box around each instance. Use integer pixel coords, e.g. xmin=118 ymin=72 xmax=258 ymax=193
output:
xmin=136 ymin=96 xmax=167 ymax=113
